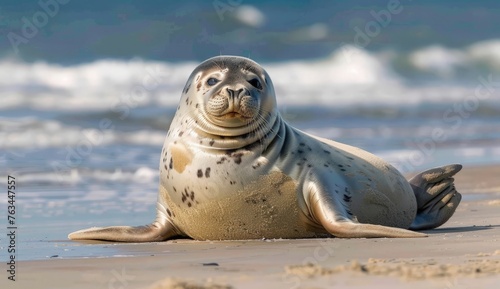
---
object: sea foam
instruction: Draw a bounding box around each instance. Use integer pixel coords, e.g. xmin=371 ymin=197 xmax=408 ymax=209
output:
xmin=1 ymin=39 xmax=499 ymax=112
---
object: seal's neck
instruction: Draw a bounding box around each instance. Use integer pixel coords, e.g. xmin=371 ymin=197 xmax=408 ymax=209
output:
xmin=169 ymin=110 xmax=282 ymax=152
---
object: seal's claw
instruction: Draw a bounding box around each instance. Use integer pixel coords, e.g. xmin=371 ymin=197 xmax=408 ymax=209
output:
xmin=413 ymin=164 xmax=462 ymax=184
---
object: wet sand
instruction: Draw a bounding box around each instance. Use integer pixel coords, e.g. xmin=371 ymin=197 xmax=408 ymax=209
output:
xmin=3 ymin=165 xmax=500 ymax=289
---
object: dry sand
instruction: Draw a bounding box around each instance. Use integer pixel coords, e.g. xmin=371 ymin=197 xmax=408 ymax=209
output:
xmin=3 ymin=165 xmax=500 ymax=289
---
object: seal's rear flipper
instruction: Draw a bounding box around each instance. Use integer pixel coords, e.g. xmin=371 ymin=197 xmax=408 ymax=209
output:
xmin=68 ymin=220 xmax=179 ymax=242
xmin=409 ymin=164 xmax=462 ymax=231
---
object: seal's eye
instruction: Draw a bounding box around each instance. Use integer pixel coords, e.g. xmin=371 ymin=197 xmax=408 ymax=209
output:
xmin=248 ymin=78 xmax=262 ymax=90
xmin=207 ymin=78 xmax=219 ymax=86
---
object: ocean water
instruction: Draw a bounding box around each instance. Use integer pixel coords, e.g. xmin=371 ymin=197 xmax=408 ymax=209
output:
xmin=1 ymin=2 xmax=500 ymax=261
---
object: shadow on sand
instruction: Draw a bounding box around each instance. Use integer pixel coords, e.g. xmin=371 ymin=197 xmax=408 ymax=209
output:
xmin=424 ymin=224 xmax=498 ymax=234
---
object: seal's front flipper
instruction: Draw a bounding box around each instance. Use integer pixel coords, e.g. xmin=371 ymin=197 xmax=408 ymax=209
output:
xmin=409 ymin=164 xmax=462 ymax=231
xmin=69 ymin=198 xmax=182 ymax=242
xmin=68 ymin=219 xmax=179 ymax=242
xmin=307 ymin=181 xmax=427 ymax=238
xmin=320 ymin=220 xmax=427 ymax=238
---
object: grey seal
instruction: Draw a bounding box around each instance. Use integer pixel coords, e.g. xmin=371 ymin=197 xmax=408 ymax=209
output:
xmin=69 ymin=56 xmax=462 ymax=241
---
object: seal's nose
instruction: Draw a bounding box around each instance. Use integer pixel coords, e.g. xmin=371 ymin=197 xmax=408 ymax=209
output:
xmin=226 ymin=88 xmax=244 ymax=99
xmin=225 ymin=87 xmax=250 ymax=112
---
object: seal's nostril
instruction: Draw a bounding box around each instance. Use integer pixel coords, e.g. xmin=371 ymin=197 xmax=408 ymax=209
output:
xmin=226 ymin=88 xmax=235 ymax=98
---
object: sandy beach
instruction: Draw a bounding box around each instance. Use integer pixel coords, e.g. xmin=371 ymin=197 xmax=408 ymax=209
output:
xmin=3 ymin=164 xmax=500 ymax=289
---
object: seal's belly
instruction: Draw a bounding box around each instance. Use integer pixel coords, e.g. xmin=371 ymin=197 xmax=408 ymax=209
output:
xmin=160 ymin=171 xmax=320 ymax=240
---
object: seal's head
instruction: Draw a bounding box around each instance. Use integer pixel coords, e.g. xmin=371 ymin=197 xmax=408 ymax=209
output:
xmin=181 ymin=56 xmax=277 ymax=136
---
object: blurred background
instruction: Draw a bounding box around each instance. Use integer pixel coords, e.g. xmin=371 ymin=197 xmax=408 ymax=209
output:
xmin=1 ymin=0 xmax=500 ymax=259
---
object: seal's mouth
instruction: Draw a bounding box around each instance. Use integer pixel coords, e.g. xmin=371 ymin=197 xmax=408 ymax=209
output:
xmin=204 ymin=109 xmax=255 ymax=129
xmin=214 ymin=112 xmax=252 ymax=120
xmin=228 ymin=111 xmax=248 ymax=117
